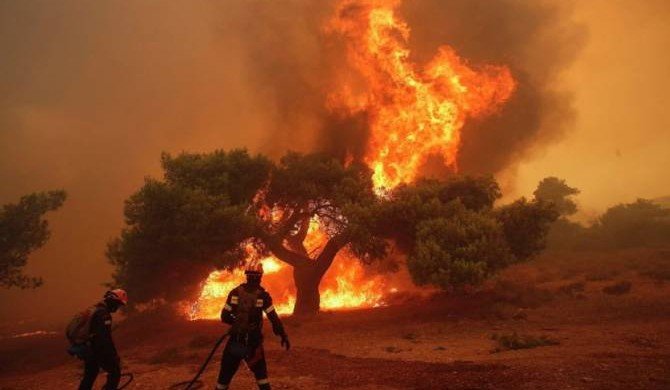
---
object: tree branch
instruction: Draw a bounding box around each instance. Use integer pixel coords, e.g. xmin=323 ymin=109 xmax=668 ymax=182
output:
xmin=315 ymin=234 xmax=349 ymax=275
xmin=286 ymin=215 xmax=311 ymax=255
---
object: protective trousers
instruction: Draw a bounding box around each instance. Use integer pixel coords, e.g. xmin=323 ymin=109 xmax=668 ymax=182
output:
xmin=78 ymin=354 xmax=121 ymax=390
xmin=216 ymin=338 xmax=270 ymax=390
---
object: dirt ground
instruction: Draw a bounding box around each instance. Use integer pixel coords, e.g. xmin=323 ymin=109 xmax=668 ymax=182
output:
xmin=1 ymin=248 xmax=669 ymax=389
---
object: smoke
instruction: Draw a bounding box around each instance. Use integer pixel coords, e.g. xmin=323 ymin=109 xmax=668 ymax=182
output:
xmin=316 ymin=0 xmax=585 ymax=176
xmin=3 ymin=0 xmax=651 ymax=326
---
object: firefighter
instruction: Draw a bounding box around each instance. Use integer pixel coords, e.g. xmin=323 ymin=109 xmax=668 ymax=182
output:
xmin=78 ymin=289 xmax=127 ymax=390
xmin=216 ymin=261 xmax=290 ymax=390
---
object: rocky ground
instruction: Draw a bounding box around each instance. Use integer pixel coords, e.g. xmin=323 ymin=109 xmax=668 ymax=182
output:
xmin=1 ymin=248 xmax=669 ymax=389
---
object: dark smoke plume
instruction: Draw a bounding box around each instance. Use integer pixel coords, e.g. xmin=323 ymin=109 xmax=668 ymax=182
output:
xmin=0 ymin=0 xmax=584 ymax=325
xmin=316 ymin=0 xmax=585 ymax=175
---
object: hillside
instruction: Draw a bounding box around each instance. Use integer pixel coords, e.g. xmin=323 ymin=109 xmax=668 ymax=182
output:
xmin=1 ymin=248 xmax=669 ymax=389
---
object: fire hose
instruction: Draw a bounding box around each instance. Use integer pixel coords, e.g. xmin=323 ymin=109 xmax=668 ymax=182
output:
xmin=169 ymin=331 xmax=230 ymax=390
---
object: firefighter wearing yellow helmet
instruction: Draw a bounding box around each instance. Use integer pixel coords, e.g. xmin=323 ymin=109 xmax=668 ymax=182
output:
xmin=215 ymin=261 xmax=289 ymax=390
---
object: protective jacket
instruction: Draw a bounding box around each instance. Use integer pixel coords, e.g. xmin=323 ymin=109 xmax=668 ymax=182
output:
xmin=89 ymin=303 xmax=119 ymax=361
xmin=221 ymin=283 xmax=285 ymax=339
xmin=217 ymin=283 xmax=286 ymax=390
xmin=79 ymin=302 xmax=121 ymax=390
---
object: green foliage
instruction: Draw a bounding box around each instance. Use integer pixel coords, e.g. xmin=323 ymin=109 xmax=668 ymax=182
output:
xmin=109 ymin=149 xmax=387 ymax=308
xmin=380 ymin=176 xmax=501 ymax=253
xmin=490 ymin=332 xmax=559 ymax=353
xmin=496 ymin=198 xmax=559 ymax=261
xmin=0 ymin=190 xmax=67 ymax=289
xmin=380 ymin=176 xmax=555 ymax=290
xmin=162 ymin=149 xmax=271 ymax=203
xmin=438 ymin=175 xmax=501 ymax=211
xmin=408 ymin=203 xmax=512 ymax=288
xmin=110 ymin=148 xmax=559 ymax=306
xmin=108 ymin=150 xmax=265 ymax=303
xmin=267 ymin=152 xmax=375 ymax=209
xmin=533 ymin=177 xmax=579 ymax=216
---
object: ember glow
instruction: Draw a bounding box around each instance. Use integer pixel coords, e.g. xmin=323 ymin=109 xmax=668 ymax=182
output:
xmin=187 ymin=0 xmax=515 ymax=319
xmin=187 ymin=245 xmax=390 ymax=320
xmin=327 ymin=0 xmax=516 ymax=190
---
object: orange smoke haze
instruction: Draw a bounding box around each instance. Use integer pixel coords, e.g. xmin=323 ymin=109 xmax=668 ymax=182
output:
xmin=1 ymin=0 xmax=668 ymax=327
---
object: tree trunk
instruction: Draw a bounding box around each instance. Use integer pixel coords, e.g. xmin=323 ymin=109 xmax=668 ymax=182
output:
xmin=292 ymin=265 xmax=323 ymax=316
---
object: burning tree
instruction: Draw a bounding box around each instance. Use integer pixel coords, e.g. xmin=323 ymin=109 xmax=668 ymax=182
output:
xmin=108 ymin=0 xmax=556 ymax=316
xmin=108 ymin=151 xmax=558 ymax=315
xmin=108 ymin=150 xmax=386 ymax=315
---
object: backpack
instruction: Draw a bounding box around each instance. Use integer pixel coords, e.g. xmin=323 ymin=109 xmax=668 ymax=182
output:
xmin=234 ymin=287 xmax=262 ymax=334
xmin=65 ymin=305 xmax=100 ymax=345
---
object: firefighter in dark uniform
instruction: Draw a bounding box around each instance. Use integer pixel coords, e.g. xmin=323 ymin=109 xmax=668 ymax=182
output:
xmin=79 ymin=289 xmax=127 ymax=390
xmin=216 ymin=262 xmax=290 ymax=390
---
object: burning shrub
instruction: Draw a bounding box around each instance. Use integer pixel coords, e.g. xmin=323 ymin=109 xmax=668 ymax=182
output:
xmin=109 ymin=149 xmax=389 ymax=315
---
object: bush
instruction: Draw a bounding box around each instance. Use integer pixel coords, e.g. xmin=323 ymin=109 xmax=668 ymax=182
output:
xmin=496 ymin=198 xmax=559 ymax=260
xmin=490 ymin=332 xmax=559 ymax=353
xmin=408 ymin=205 xmax=513 ymax=289
xmin=595 ymin=199 xmax=670 ymax=248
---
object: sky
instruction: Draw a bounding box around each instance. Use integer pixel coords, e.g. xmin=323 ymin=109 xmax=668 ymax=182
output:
xmin=0 ymin=0 xmax=668 ymax=327
xmin=510 ymin=0 xmax=670 ymax=220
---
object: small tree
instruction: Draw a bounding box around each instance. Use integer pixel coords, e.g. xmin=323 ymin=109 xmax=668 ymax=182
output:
xmin=0 ymin=190 xmax=67 ymax=289
xmin=409 ymin=204 xmax=513 ymax=289
xmin=382 ymin=177 xmax=556 ymax=290
xmin=496 ymin=198 xmax=559 ymax=260
xmin=533 ymin=177 xmax=579 ymax=217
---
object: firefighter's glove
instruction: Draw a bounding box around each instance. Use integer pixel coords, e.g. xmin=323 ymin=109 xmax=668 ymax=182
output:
xmin=280 ymin=334 xmax=290 ymax=351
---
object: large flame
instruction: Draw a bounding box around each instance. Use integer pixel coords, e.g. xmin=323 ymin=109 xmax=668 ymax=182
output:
xmin=188 ymin=221 xmax=393 ymax=320
xmin=188 ymin=0 xmax=515 ymax=319
xmin=327 ymin=0 xmax=516 ymax=190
